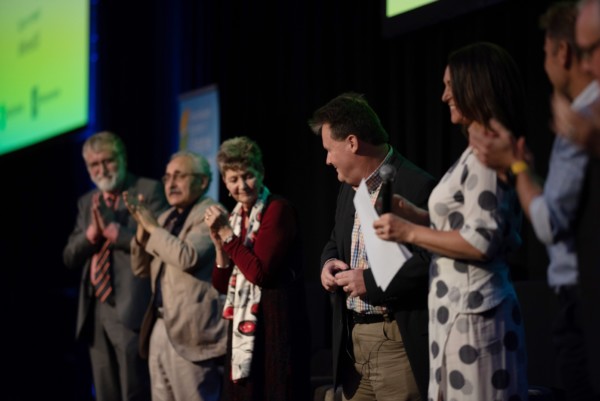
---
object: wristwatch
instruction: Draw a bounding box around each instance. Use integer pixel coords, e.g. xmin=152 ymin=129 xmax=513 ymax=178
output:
xmin=506 ymin=160 xmax=529 ymax=186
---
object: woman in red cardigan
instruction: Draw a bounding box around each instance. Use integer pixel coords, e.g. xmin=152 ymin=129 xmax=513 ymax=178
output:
xmin=204 ymin=136 xmax=310 ymax=401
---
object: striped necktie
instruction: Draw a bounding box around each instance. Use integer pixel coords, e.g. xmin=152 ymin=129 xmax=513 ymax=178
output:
xmin=90 ymin=193 xmax=118 ymax=303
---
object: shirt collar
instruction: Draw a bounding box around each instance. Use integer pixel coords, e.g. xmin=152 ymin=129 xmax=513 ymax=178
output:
xmin=363 ymin=145 xmax=394 ymax=193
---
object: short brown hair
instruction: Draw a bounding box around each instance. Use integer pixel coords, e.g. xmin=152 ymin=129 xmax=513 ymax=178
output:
xmin=216 ymin=136 xmax=264 ymax=175
xmin=307 ymin=92 xmax=389 ymax=145
xmin=539 ymin=2 xmax=580 ymax=59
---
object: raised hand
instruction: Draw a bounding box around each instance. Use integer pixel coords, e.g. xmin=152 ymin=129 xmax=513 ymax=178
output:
xmin=123 ymin=190 xmax=156 ymax=242
xmin=204 ymin=205 xmax=230 ymax=231
xmin=552 ymin=92 xmax=600 ymax=156
xmin=86 ymin=194 xmax=104 ymax=243
xmin=123 ymin=191 xmax=141 ymax=222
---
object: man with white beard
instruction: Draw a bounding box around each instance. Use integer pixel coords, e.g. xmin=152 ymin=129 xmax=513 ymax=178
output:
xmin=64 ymin=131 xmax=167 ymax=401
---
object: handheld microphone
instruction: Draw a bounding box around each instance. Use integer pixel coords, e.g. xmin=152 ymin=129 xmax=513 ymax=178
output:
xmin=379 ymin=164 xmax=396 ymax=214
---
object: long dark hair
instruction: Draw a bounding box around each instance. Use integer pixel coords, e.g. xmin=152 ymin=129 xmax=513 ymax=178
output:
xmin=448 ymin=42 xmax=527 ymax=136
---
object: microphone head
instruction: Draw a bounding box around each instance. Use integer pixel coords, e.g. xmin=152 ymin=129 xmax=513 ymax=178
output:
xmin=379 ymin=164 xmax=396 ymax=182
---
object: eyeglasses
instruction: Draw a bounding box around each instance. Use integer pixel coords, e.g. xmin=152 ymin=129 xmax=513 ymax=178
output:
xmin=579 ymin=37 xmax=600 ymax=60
xmin=86 ymin=156 xmax=118 ymax=170
xmin=162 ymin=172 xmax=201 ymax=184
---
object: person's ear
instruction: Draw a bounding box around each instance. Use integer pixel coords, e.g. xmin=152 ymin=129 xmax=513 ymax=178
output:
xmin=347 ymin=134 xmax=359 ymax=153
xmin=200 ymin=175 xmax=210 ymax=191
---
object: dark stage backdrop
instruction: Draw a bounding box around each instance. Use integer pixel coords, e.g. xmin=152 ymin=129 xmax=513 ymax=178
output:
xmin=2 ymin=0 xmax=560 ymax=399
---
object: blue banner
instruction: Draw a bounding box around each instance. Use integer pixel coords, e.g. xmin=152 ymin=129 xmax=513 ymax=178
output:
xmin=178 ymin=84 xmax=220 ymax=201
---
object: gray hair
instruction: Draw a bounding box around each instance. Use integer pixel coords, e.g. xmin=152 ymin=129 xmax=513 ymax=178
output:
xmin=82 ymin=131 xmax=127 ymax=162
xmin=170 ymin=150 xmax=212 ymax=189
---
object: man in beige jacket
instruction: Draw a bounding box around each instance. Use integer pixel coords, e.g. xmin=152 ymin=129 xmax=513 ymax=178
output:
xmin=126 ymin=150 xmax=228 ymax=401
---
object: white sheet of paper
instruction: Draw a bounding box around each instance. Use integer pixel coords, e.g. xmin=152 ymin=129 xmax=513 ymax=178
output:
xmin=353 ymin=179 xmax=412 ymax=291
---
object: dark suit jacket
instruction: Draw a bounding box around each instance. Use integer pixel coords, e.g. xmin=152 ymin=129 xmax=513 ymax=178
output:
xmin=63 ymin=172 xmax=167 ymax=340
xmin=320 ymin=149 xmax=436 ymax=399
xmin=575 ymin=158 xmax=600 ymax=394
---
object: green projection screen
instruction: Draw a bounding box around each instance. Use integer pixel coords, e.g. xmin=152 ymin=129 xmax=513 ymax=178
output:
xmin=0 ymin=0 xmax=89 ymax=156
xmin=383 ymin=0 xmax=506 ymax=37
xmin=386 ymin=0 xmax=438 ymax=18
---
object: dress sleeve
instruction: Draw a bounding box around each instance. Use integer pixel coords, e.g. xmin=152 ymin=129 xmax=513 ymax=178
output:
xmin=458 ymin=152 xmax=510 ymax=258
xmin=223 ymin=198 xmax=297 ymax=287
xmin=212 ymin=264 xmax=233 ymax=294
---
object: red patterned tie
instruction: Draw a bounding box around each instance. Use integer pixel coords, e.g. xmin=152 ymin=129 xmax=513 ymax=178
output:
xmin=90 ymin=194 xmax=117 ymax=303
xmin=91 ymin=240 xmax=113 ymax=302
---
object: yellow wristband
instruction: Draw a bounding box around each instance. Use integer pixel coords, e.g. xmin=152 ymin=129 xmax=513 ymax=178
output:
xmin=510 ymin=161 xmax=529 ymax=175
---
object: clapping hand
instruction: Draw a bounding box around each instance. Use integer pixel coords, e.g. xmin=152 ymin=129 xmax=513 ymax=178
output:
xmin=93 ymin=193 xmax=116 ymax=230
xmin=552 ymin=92 xmax=600 ymax=157
xmin=469 ymin=118 xmax=534 ymax=181
xmin=124 ymin=191 xmax=158 ymax=241
xmin=87 ymin=193 xmax=116 ymax=243
xmin=204 ymin=205 xmax=230 ymax=231
xmin=204 ymin=205 xmax=232 ymax=245
xmin=123 ymin=191 xmax=144 ymax=222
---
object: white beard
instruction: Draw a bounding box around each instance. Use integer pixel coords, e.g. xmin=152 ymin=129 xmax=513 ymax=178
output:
xmin=93 ymin=167 xmax=125 ymax=192
xmin=94 ymin=175 xmax=118 ymax=192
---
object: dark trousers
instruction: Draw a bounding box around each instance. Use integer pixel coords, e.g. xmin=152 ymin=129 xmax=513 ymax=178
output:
xmin=576 ymin=158 xmax=600 ymax=397
xmin=553 ymin=286 xmax=600 ymax=401
xmin=89 ymin=300 xmax=151 ymax=401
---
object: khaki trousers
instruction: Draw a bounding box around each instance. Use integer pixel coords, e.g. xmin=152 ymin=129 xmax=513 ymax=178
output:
xmin=149 ymin=318 xmax=222 ymax=401
xmin=342 ymin=320 xmax=420 ymax=401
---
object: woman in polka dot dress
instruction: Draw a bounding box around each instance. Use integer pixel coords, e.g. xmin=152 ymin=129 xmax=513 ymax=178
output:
xmin=374 ymin=42 xmax=528 ymax=401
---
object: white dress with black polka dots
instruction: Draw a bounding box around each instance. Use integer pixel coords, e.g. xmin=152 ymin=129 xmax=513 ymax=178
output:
xmin=427 ymin=147 xmax=528 ymax=401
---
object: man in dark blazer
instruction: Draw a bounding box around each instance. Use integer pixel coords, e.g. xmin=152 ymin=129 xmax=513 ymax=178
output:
xmin=308 ymin=93 xmax=436 ymax=401
xmin=63 ymin=131 xmax=167 ymax=401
